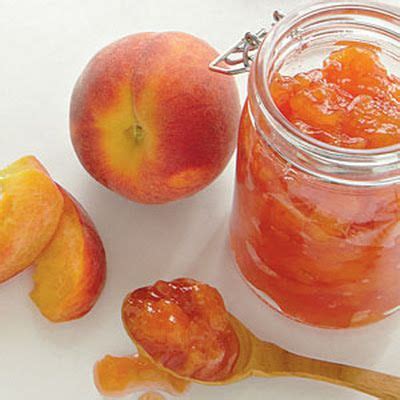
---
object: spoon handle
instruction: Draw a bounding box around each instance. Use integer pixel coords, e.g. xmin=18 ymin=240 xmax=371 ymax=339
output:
xmin=252 ymin=342 xmax=400 ymax=399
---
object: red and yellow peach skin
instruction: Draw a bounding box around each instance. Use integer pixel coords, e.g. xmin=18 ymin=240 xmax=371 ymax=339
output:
xmin=70 ymin=32 xmax=240 ymax=203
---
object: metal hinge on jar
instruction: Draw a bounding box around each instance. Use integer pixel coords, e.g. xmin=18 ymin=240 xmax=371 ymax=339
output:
xmin=209 ymin=11 xmax=285 ymax=75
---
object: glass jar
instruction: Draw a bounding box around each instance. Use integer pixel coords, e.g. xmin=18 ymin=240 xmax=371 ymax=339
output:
xmin=218 ymin=1 xmax=400 ymax=328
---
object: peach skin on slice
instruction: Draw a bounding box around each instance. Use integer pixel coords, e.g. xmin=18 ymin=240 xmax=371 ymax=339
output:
xmin=0 ymin=157 xmax=64 ymax=283
xmin=94 ymin=354 xmax=189 ymax=397
xmin=30 ymin=187 xmax=106 ymax=322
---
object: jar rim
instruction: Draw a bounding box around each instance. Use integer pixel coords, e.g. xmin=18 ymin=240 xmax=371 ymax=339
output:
xmin=253 ymin=1 xmax=400 ymax=167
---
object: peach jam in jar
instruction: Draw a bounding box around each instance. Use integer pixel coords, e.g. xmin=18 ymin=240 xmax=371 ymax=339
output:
xmin=222 ymin=2 xmax=400 ymax=328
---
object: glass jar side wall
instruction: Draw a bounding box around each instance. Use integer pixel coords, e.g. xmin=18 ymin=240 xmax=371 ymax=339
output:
xmin=230 ymin=102 xmax=400 ymax=328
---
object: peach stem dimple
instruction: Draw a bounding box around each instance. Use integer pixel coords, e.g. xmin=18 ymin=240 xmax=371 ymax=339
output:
xmin=125 ymin=125 xmax=145 ymax=145
xmin=134 ymin=125 xmax=145 ymax=144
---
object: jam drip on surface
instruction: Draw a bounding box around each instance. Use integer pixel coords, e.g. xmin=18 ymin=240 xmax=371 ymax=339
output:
xmin=122 ymin=278 xmax=240 ymax=381
xmin=94 ymin=354 xmax=189 ymax=397
xmin=139 ymin=392 xmax=166 ymax=400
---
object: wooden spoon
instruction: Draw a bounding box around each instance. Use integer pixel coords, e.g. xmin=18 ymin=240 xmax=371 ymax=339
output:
xmin=134 ymin=314 xmax=400 ymax=399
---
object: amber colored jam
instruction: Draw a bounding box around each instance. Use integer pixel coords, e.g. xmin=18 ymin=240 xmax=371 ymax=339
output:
xmin=122 ymin=279 xmax=240 ymax=381
xmin=271 ymin=45 xmax=400 ymax=149
xmin=231 ymin=45 xmax=400 ymax=328
xmin=94 ymin=354 xmax=189 ymax=397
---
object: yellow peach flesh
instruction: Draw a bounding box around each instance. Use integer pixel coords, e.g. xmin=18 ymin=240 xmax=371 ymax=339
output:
xmin=0 ymin=156 xmax=48 ymax=176
xmin=30 ymin=193 xmax=83 ymax=319
xmin=0 ymin=158 xmax=64 ymax=283
xmin=30 ymin=189 xmax=105 ymax=322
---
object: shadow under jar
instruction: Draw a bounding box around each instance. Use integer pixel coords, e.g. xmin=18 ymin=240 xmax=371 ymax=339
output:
xmin=227 ymin=1 xmax=400 ymax=328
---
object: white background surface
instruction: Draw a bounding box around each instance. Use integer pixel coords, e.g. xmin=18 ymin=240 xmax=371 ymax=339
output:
xmin=1 ymin=0 xmax=400 ymax=399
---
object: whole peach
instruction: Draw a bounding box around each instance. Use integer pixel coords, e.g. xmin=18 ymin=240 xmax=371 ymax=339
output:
xmin=70 ymin=32 xmax=240 ymax=203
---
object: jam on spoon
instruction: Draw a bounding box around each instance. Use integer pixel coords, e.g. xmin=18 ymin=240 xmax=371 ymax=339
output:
xmin=95 ymin=278 xmax=240 ymax=397
xmin=122 ymin=278 xmax=240 ymax=381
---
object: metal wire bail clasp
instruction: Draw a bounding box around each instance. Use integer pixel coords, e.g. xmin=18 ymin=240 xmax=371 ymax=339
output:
xmin=209 ymin=11 xmax=284 ymax=75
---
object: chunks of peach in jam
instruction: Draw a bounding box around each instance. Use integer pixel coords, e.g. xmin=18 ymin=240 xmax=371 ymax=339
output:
xmin=270 ymin=45 xmax=400 ymax=148
xmin=230 ymin=44 xmax=400 ymax=328
xmin=122 ymin=278 xmax=239 ymax=381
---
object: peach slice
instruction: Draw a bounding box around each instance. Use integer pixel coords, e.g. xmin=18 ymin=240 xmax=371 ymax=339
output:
xmin=94 ymin=354 xmax=189 ymax=397
xmin=0 ymin=157 xmax=64 ymax=283
xmin=30 ymin=187 xmax=106 ymax=322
